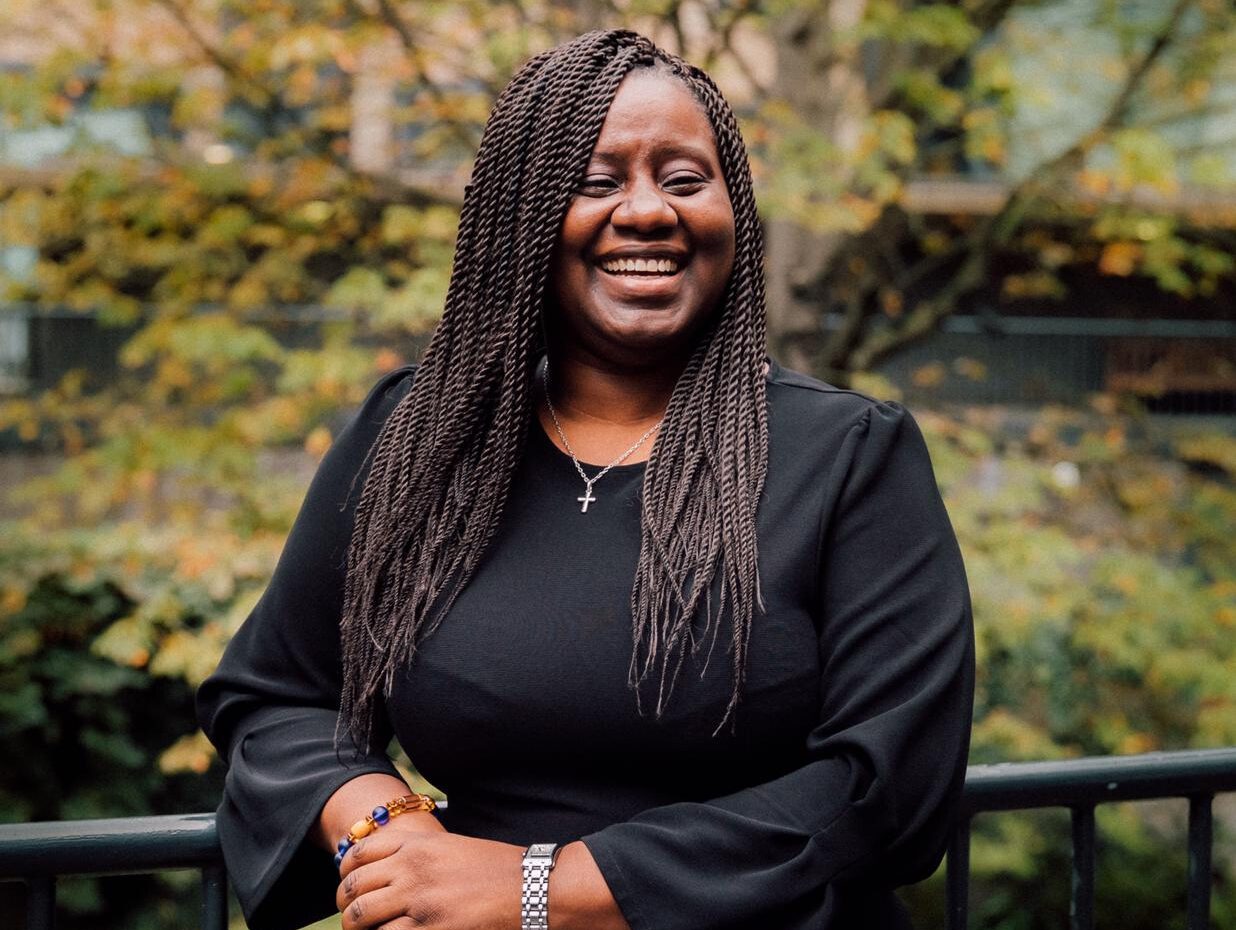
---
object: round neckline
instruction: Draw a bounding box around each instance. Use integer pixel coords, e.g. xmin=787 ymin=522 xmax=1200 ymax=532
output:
xmin=531 ymin=417 xmax=651 ymax=473
xmin=529 ymin=356 xmax=777 ymax=471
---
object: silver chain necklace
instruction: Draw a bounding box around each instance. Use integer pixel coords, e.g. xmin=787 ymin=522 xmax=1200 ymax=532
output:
xmin=542 ymin=363 xmax=662 ymax=513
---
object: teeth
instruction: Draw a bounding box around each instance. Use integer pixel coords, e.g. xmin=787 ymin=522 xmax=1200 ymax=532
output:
xmin=601 ymin=257 xmax=680 ymax=274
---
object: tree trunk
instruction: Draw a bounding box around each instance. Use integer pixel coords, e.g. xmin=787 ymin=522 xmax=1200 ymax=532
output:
xmin=764 ymin=0 xmax=869 ymax=376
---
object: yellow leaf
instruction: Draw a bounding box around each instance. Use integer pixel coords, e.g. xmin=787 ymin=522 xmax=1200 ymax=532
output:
xmin=1 ymin=586 xmax=28 ymax=616
xmin=304 ymin=425 xmax=332 ymax=458
xmin=159 ymin=732 xmax=216 ymax=775
xmin=1099 ymin=242 xmax=1141 ymax=276
xmin=912 ymin=362 xmax=947 ymax=388
xmin=375 ymin=348 xmax=404 ymax=373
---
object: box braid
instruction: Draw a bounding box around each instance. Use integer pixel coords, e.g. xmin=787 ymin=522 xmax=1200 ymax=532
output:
xmin=339 ymin=29 xmax=768 ymax=751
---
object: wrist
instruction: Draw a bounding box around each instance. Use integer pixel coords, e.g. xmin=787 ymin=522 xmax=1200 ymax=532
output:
xmin=521 ymin=842 xmax=562 ymax=930
xmin=381 ymin=809 xmax=445 ymax=832
xmin=314 ymin=773 xmax=432 ymax=852
xmin=332 ymin=791 xmax=439 ymax=868
xmin=545 ymin=841 xmax=629 ymax=930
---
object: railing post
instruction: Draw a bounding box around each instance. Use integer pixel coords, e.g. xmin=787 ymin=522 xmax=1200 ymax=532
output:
xmin=201 ymin=864 xmax=228 ymax=930
xmin=1070 ymin=805 xmax=1096 ymax=930
xmin=1186 ymin=794 xmax=1213 ymax=930
xmin=25 ymin=875 xmax=56 ymax=930
xmin=946 ymin=815 xmax=971 ymax=930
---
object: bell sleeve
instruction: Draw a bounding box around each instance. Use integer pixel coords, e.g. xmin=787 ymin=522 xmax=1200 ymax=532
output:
xmin=195 ymin=367 xmax=416 ymax=930
xmin=579 ymin=400 xmax=975 ymax=930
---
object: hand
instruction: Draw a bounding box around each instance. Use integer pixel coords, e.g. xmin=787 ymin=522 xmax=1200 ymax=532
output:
xmin=336 ymin=825 xmax=524 ymax=930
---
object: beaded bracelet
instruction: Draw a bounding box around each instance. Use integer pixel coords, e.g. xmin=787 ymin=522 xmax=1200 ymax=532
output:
xmin=334 ymin=792 xmax=438 ymax=869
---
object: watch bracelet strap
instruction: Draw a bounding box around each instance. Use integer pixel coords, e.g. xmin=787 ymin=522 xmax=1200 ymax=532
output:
xmin=521 ymin=843 xmax=561 ymax=930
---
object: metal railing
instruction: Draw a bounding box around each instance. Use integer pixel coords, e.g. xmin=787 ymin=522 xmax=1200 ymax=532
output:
xmin=2 ymin=748 xmax=1235 ymax=930
xmin=947 ymin=748 xmax=1236 ymax=930
xmin=0 ymin=813 xmax=226 ymax=930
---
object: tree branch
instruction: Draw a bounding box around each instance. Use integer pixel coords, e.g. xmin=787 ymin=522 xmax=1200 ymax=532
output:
xmin=869 ymin=0 xmax=1020 ymax=111
xmin=344 ymin=0 xmax=482 ymax=152
xmin=152 ymin=0 xmax=369 ymax=172
xmin=1015 ymin=0 xmax=1193 ymax=194
xmin=152 ymin=0 xmax=277 ymax=109
xmin=700 ymin=0 xmax=756 ymax=71
xmin=849 ymin=218 xmax=994 ymax=371
xmin=843 ymin=0 xmax=1198 ymax=373
xmin=964 ymin=0 xmax=1020 ymax=35
xmin=701 ymin=0 xmax=773 ymax=99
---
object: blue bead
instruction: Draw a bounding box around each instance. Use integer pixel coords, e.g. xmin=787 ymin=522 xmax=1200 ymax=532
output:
xmin=334 ymin=850 xmax=345 ymax=869
xmin=372 ymin=806 xmax=390 ymax=825
xmin=337 ymin=837 xmax=350 ymax=854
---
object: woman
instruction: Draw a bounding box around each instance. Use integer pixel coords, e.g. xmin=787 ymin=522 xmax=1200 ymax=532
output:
xmin=197 ymin=29 xmax=974 ymax=930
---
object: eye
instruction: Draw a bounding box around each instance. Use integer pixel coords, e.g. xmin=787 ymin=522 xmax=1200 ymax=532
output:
xmin=664 ymin=173 xmax=706 ymax=193
xmin=577 ymin=175 xmax=620 ymax=195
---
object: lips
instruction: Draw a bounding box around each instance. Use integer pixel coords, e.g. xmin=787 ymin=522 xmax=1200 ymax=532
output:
xmin=600 ymin=256 xmax=680 ymax=275
xmin=595 ymin=246 xmax=689 ymax=279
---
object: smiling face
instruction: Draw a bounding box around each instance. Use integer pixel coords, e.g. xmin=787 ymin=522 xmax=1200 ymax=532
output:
xmin=546 ymin=69 xmax=736 ymax=370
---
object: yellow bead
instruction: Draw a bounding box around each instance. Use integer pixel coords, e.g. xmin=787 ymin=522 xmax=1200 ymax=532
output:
xmin=350 ymin=818 xmax=375 ymax=839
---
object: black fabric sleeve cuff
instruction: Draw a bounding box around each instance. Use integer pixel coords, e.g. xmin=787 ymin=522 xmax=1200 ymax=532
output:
xmin=216 ymin=706 xmax=402 ymax=930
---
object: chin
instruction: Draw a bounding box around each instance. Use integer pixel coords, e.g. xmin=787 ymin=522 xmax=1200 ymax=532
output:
xmin=592 ymin=317 xmax=707 ymax=364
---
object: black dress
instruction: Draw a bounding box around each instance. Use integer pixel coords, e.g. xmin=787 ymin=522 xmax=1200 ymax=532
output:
xmin=196 ymin=359 xmax=974 ymax=930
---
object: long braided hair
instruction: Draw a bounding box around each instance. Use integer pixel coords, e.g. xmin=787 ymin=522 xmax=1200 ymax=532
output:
xmin=339 ymin=29 xmax=768 ymax=750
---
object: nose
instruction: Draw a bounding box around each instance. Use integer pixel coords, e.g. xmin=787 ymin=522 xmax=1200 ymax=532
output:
xmin=612 ymin=178 xmax=677 ymax=232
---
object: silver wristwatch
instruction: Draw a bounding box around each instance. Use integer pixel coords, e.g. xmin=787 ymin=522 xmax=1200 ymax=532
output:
xmin=521 ymin=842 xmax=561 ymax=930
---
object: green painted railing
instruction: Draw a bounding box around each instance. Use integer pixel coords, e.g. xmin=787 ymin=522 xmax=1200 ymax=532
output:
xmin=948 ymin=748 xmax=1236 ymax=930
xmin=2 ymin=747 xmax=1235 ymax=930
xmin=0 ymin=812 xmax=225 ymax=930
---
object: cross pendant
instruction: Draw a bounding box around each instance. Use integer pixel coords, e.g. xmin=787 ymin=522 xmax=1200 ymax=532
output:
xmin=578 ymin=487 xmax=597 ymax=513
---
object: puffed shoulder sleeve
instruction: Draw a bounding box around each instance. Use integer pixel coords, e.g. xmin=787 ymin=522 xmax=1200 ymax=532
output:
xmin=580 ymin=401 xmax=975 ymax=930
xmin=195 ymin=366 xmax=416 ymax=930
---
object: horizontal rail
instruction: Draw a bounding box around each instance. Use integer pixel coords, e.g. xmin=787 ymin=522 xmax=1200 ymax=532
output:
xmin=0 ymin=812 xmax=220 ymax=877
xmin=2 ymin=748 xmax=1235 ymax=930
xmin=0 ymin=749 xmax=1234 ymax=879
xmin=961 ymin=747 xmax=1236 ymax=813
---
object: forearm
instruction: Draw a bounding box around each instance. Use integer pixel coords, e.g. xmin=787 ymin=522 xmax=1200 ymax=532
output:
xmin=548 ymin=841 xmax=630 ymax=930
xmin=312 ymin=772 xmax=445 ymax=853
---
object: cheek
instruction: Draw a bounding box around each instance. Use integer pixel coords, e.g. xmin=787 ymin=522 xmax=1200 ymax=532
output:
xmin=551 ymin=210 xmax=602 ymax=285
xmin=701 ymin=193 xmax=735 ymax=253
xmin=697 ymin=202 xmax=736 ymax=286
xmin=548 ymin=219 xmax=589 ymax=301
xmin=555 ymin=202 xmax=601 ymax=258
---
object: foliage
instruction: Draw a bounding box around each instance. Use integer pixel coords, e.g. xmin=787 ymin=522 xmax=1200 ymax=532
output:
xmin=4 ymin=398 xmax=1236 ymax=928
xmin=1 ymin=0 xmax=1234 ymax=382
xmin=902 ymin=403 xmax=1236 ymax=928
xmin=0 ymin=525 xmax=236 ymax=928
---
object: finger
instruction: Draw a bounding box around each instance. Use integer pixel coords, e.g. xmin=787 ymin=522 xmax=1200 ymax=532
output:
xmin=340 ymin=886 xmax=442 ymax=930
xmin=336 ymin=859 xmax=392 ymax=913
xmin=339 ymin=885 xmax=404 ymax=930
xmin=339 ymin=830 xmax=415 ymax=879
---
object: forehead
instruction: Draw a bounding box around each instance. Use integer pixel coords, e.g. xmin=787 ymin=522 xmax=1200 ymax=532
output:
xmin=588 ymin=71 xmax=719 ymax=164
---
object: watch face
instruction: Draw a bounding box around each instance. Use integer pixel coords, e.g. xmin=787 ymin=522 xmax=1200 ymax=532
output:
xmin=524 ymin=842 xmax=559 ymax=864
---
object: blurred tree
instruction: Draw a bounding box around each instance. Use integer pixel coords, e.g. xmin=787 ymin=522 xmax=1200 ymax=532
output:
xmin=747 ymin=0 xmax=1236 ymax=377
xmin=2 ymin=0 xmax=1235 ymax=384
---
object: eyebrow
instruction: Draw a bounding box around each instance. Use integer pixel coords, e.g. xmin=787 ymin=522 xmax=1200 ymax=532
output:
xmin=588 ymin=142 xmax=716 ymax=166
